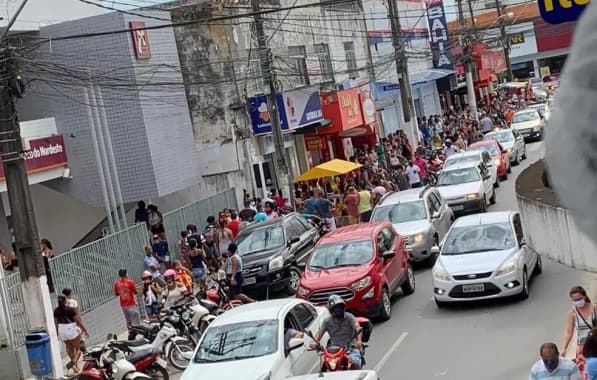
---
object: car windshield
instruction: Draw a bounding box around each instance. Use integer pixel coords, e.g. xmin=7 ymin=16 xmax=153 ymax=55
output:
xmin=442 ymin=222 xmax=516 ymax=255
xmin=486 ymin=131 xmax=513 ymax=143
xmin=194 ymin=320 xmax=278 ymax=363
xmin=236 ymin=227 xmax=285 ymax=256
xmin=513 ymin=112 xmax=538 ymax=123
xmin=371 ymin=201 xmax=427 ymax=223
xmin=437 ymin=168 xmax=481 ymax=186
xmin=530 ymin=105 xmax=546 ymax=114
xmin=445 ymin=155 xmax=480 ymax=168
xmin=469 ymin=144 xmax=499 ymax=156
xmin=309 ymin=240 xmax=373 ymax=270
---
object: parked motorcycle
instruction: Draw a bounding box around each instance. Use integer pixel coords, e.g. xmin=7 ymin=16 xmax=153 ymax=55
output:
xmin=201 ymin=278 xmax=243 ymax=311
xmin=302 ymin=214 xmax=329 ymax=236
xmin=78 ymin=334 xmax=151 ymax=380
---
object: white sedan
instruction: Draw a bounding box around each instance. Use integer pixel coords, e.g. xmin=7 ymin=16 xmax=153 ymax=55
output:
xmin=431 ymin=211 xmax=542 ymax=308
xmin=181 ymin=299 xmax=327 ymax=380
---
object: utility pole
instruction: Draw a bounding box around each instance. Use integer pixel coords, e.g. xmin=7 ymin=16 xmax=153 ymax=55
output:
xmin=457 ymin=0 xmax=478 ymax=119
xmin=0 ymin=51 xmax=63 ymax=377
xmin=362 ymin=14 xmax=376 ymax=84
xmin=252 ymin=0 xmax=295 ymax=201
xmin=387 ymin=0 xmax=418 ymax=146
xmin=0 ymin=0 xmax=62 ymax=377
xmin=495 ymin=0 xmax=513 ymax=82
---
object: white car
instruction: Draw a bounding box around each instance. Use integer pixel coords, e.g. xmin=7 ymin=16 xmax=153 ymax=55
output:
xmin=287 ymin=371 xmax=379 ymax=380
xmin=436 ymin=161 xmax=495 ymax=214
xmin=431 ymin=211 xmax=542 ymax=308
xmin=511 ymin=109 xmax=544 ymax=141
xmin=181 ymin=299 xmax=328 ymax=380
xmin=484 ymin=129 xmax=527 ymax=166
xmin=528 ymin=102 xmax=551 ymax=122
xmin=444 ymin=151 xmax=498 ymax=188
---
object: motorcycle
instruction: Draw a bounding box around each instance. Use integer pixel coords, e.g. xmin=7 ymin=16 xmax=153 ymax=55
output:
xmin=78 ymin=334 xmax=151 ymax=380
xmin=201 ymin=278 xmax=243 ymax=311
xmin=306 ymin=317 xmax=372 ymax=372
xmin=302 ymin=214 xmax=329 ymax=236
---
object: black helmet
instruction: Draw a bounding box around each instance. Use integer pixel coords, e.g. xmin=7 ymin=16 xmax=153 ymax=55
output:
xmin=327 ymin=294 xmax=346 ymax=312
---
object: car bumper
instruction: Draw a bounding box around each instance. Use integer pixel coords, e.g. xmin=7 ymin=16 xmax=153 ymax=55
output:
xmin=298 ymin=286 xmax=382 ymax=317
xmin=447 ymin=199 xmax=484 ymax=214
xmin=241 ymin=267 xmax=290 ymax=292
xmin=432 ymin=270 xmax=523 ymax=302
xmin=519 ymin=129 xmax=542 ymax=140
xmin=406 ymin=240 xmax=434 ymax=262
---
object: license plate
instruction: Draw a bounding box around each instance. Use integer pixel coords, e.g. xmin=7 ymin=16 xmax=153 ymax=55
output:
xmin=244 ymin=276 xmax=257 ymax=285
xmin=451 ymin=205 xmax=464 ymax=211
xmin=462 ymin=284 xmax=485 ymax=293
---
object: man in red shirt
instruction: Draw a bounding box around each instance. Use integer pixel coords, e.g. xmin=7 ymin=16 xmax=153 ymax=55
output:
xmin=113 ymin=268 xmax=140 ymax=340
xmin=227 ymin=211 xmax=241 ymax=238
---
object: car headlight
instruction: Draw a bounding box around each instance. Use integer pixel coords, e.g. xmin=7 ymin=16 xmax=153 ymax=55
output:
xmin=433 ymin=267 xmax=451 ymax=281
xmin=496 ymin=261 xmax=518 ymax=276
xmin=351 ymin=276 xmax=372 ymax=290
xmin=297 ymin=285 xmax=309 ymax=297
xmin=494 ymin=158 xmax=501 ymax=166
xmin=413 ymin=233 xmax=424 ymax=243
xmin=268 ymin=256 xmax=284 ymax=271
xmin=466 ymin=193 xmax=480 ymax=200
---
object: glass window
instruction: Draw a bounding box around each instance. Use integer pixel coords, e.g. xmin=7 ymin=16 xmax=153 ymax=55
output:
xmin=442 ymin=223 xmax=516 ymax=255
xmin=236 ymin=227 xmax=285 ymax=256
xmin=437 ymin=168 xmax=481 ymax=186
xmin=343 ymin=41 xmax=357 ymax=78
xmin=513 ymin=111 xmax=539 ymax=123
xmin=428 ymin=192 xmax=442 ymax=212
xmin=288 ymin=45 xmax=310 ymax=85
xmin=370 ymin=201 xmax=428 ymax=223
xmin=381 ymin=228 xmax=395 ymax=252
xmin=513 ymin=214 xmax=524 ymax=243
xmin=485 ymin=130 xmax=514 ymax=143
xmin=309 ymin=240 xmax=373 ymax=270
xmin=194 ymin=320 xmax=279 ymax=363
xmin=469 ymin=144 xmax=499 ymax=156
xmin=291 ymin=304 xmax=317 ymax=329
xmin=315 ymin=43 xmax=334 ymax=82
xmin=287 ymin=217 xmax=307 ymax=238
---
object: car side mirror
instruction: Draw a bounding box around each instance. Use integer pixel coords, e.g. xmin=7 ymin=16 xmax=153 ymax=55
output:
xmin=430 ymin=246 xmax=440 ymax=255
xmin=288 ymin=236 xmax=300 ymax=245
xmin=288 ymin=337 xmax=304 ymax=351
xmin=432 ymin=211 xmax=440 ymax=219
xmin=519 ymin=238 xmax=526 ymax=247
xmin=382 ymin=250 xmax=395 ymax=259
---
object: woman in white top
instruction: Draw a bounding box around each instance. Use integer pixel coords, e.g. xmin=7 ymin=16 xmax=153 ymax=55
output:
xmin=161 ymin=269 xmax=188 ymax=310
xmin=215 ymin=220 xmax=233 ymax=258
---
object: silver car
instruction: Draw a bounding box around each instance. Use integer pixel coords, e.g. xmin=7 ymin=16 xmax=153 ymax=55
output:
xmin=370 ymin=187 xmax=454 ymax=264
xmin=431 ymin=211 xmax=542 ymax=308
xmin=484 ymin=129 xmax=527 ymax=166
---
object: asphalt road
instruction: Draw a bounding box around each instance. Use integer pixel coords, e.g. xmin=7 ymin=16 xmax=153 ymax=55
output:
xmin=172 ymin=141 xmax=597 ymax=380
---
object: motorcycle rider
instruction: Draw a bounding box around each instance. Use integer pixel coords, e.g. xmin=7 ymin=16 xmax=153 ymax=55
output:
xmin=309 ymin=295 xmax=364 ymax=369
xmin=442 ymin=139 xmax=459 ymax=158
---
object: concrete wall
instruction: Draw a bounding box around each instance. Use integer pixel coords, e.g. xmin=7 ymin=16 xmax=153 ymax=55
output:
xmin=0 ymin=0 xmax=102 ymax=31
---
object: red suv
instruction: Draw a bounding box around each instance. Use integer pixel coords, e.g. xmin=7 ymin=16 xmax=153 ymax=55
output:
xmin=296 ymin=222 xmax=415 ymax=320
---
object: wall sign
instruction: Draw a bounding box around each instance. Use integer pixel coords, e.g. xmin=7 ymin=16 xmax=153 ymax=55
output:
xmin=509 ymin=33 xmax=525 ymax=45
xmin=130 ymin=21 xmax=151 ymax=60
xmin=0 ymin=135 xmax=68 ymax=180
xmin=538 ymin=0 xmax=591 ymax=24
xmin=281 ymin=86 xmax=324 ymax=130
xmin=426 ymin=0 xmax=453 ymax=69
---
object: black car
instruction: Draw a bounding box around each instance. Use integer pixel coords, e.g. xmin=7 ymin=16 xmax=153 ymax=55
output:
xmin=235 ymin=212 xmax=319 ymax=297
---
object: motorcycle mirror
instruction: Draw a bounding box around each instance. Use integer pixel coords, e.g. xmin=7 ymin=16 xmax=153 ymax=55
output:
xmin=106 ymin=333 xmax=113 ymax=340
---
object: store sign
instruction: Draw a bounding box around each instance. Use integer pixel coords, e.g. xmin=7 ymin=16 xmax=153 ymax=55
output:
xmin=538 ymin=0 xmax=590 ymax=24
xmin=247 ymin=94 xmax=288 ymax=136
xmin=426 ymin=0 xmax=453 ymax=69
xmin=360 ymin=90 xmax=377 ymax=125
xmin=509 ymin=33 xmax=525 ymax=45
xmin=130 ymin=22 xmax=151 ymax=60
xmin=281 ymin=86 xmax=324 ymax=130
xmin=0 ymin=135 xmax=68 ymax=179
xmin=337 ymin=88 xmax=364 ymax=129
xmin=368 ymin=29 xmax=428 ymax=45
xmin=305 ymin=137 xmax=324 ymax=151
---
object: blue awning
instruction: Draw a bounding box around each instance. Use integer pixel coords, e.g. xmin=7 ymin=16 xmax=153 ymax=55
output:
xmin=410 ymin=68 xmax=455 ymax=85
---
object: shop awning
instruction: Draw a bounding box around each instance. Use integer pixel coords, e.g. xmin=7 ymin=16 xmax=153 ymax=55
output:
xmin=294 ymin=159 xmax=362 ymax=182
xmin=410 ymin=69 xmax=455 ymax=85
xmin=294 ymin=118 xmax=332 ymax=134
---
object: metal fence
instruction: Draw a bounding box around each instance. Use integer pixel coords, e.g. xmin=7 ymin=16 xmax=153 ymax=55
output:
xmin=163 ymin=188 xmax=238 ymax=259
xmin=1 ymin=272 xmax=28 ymax=347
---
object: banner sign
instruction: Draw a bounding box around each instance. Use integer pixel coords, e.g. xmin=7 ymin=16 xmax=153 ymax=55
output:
xmin=281 ymin=86 xmax=324 ymax=130
xmin=368 ymin=29 xmax=429 ymax=45
xmin=538 ymin=0 xmax=590 ymax=24
xmin=426 ymin=0 xmax=453 ymax=69
xmin=247 ymin=94 xmax=288 ymax=136
xmin=0 ymin=135 xmax=68 ymax=179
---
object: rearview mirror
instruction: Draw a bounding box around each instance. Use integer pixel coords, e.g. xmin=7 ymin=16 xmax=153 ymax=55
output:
xmin=382 ymin=250 xmax=395 ymax=259
xmin=430 ymin=246 xmax=440 ymax=255
xmin=288 ymin=337 xmax=304 ymax=351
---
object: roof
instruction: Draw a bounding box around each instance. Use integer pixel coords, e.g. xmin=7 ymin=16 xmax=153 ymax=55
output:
xmin=446 ymin=151 xmax=485 ymax=161
xmin=319 ymin=222 xmax=385 ymax=244
xmin=441 ymin=160 xmax=480 ymax=171
xmin=468 ymin=140 xmax=496 ymax=148
xmin=238 ymin=212 xmax=298 ymax=233
xmin=446 ymin=3 xmax=541 ymax=32
xmin=453 ymin=211 xmax=514 ymax=227
xmin=378 ymin=188 xmax=430 ymax=205
xmin=516 ymin=108 xmax=540 ymax=114
xmin=209 ymin=299 xmax=301 ymax=327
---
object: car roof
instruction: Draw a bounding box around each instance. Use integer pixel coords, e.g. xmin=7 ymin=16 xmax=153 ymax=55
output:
xmin=452 ymin=211 xmax=514 ymax=227
xmin=238 ymin=212 xmax=300 ymax=233
xmin=441 ymin=160 xmax=480 ymax=171
xmin=468 ymin=140 xmax=495 ymax=148
xmin=319 ymin=222 xmax=385 ymax=244
xmin=485 ymin=129 xmax=512 ymax=137
xmin=515 ymin=108 xmax=539 ymax=115
xmin=446 ymin=151 xmax=484 ymax=160
xmin=286 ymin=371 xmax=378 ymax=380
xmin=376 ymin=188 xmax=429 ymax=204
xmin=209 ymin=299 xmax=303 ymax=327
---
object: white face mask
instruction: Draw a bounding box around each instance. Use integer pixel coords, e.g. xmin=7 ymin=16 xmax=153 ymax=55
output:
xmin=573 ymin=299 xmax=586 ymax=308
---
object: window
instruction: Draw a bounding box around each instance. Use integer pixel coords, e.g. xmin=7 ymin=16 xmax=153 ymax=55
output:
xmin=482 ymin=152 xmax=492 ymax=165
xmin=287 ymin=217 xmax=308 ymax=238
xmin=513 ymin=214 xmax=524 ymax=243
xmin=248 ymin=58 xmax=266 ymax=93
xmin=343 ymin=41 xmax=357 ymax=77
xmin=315 ymin=43 xmax=334 ymax=82
xmin=291 ymin=303 xmax=317 ymax=329
xmin=288 ymin=45 xmax=310 ymax=85
xmin=427 ymin=193 xmax=441 ymax=214
xmin=379 ymin=228 xmax=395 ymax=252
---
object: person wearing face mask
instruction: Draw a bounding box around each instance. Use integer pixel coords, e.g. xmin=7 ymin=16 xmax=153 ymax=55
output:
xmin=562 ymin=286 xmax=597 ymax=379
xmin=529 ymin=342 xmax=581 ymax=380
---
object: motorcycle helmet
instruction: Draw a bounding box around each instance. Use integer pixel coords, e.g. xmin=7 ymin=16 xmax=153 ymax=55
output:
xmin=327 ymin=294 xmax=346 ymax=318
xmin=142 ymin=271 xmax=152 ymax=279
xmin=164 ymin=269 xmax=177 ymax=280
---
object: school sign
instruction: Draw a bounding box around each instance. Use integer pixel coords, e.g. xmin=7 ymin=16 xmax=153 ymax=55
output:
xmin=538 ymin=0 xmax=591 ymax=24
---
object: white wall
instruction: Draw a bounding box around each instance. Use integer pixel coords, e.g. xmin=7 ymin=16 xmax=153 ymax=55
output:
xmin=3 ymin=0 xmax=102 ymax=31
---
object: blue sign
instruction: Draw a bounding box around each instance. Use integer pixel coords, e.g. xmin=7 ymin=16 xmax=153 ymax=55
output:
xmin=427 ymin=0 xmax=453 ymax=70
xmin=368 ymin=30 xmax=429 ymax=45
xmin=538 ymin=0 xmax=590 ymax=24
xmin=248 ymin=86 xmax=323 ymax=136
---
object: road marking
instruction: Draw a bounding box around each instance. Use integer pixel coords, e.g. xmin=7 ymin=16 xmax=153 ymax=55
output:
xmin=373 ymin=332 xmax=408 ymax=373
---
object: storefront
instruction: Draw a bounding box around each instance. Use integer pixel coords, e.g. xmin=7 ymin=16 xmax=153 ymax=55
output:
xmin=473 ymin=43 xmax=506 ymax=106
xmin=247 ymin=86 xmax=324 ymax=194
xmin=304 ymin=87 xmax=378 ymax=165
xmin=534 ymin=18 xmax=572 ymax=77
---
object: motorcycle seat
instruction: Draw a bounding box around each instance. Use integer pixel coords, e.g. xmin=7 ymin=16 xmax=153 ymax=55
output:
xmin=110 ymin=340 xmax=148 ymax=351
xmin=126 ymin=348 xmax=154 ymax=363
xmin=198 ymin=299 xmax=219 ymax=313
xmin=130 ymin=323 xmax=159 ymax=336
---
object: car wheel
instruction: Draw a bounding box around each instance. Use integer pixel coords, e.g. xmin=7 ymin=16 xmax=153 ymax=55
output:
xmin=518 ymin=269 xmax=529 ymax=300
xmin=286 ymin=266 xmax=301 ymax=295
xmin=379 ymin=287 xmax=392 ymax=321
xmin=534 ymin=255 xmax=543 ymax=275
xmin=401 ymin=264 xmax=415 ymax=295
xmin=490 ymin=189 xmax=496 ymax=205
xmin=435 ymin=298 xmax=449 ymax=308
xmin=522 ymin=147 xmax=527 ymax=160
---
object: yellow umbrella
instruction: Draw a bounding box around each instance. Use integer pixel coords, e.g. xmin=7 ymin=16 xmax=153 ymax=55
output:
xmin=294 ymin=159 xmax=362 ymax=182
